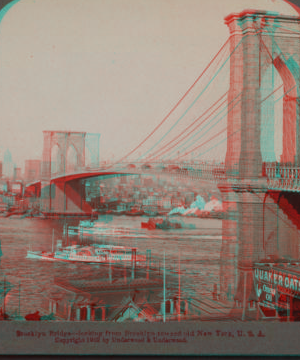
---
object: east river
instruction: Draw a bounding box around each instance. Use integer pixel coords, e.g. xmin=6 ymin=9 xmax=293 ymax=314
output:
xmin=0 ymin=215 xmax=223 ymax=320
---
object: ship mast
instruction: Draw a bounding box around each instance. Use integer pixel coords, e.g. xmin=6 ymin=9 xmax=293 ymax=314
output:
xmin=18 ymin=281 xmax=21 ymax=316
xmin=3 ymin=276 xmax=5 ymax=319
xmin=163 ymin=252 xmax=166 ymax=323
xmin=52 ymin=229 xmax=54 ymax=253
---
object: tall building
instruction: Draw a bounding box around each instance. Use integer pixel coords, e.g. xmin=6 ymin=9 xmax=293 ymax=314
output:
xmin=24 ymin=160 xmax=42 ymax=182
xmin=3 ymin=149 xmax=14 ymax=179
xmin=13 ymin=167 xmax=22 ymax=180
xmin=0 ymin=161 xmax=2 ymax=178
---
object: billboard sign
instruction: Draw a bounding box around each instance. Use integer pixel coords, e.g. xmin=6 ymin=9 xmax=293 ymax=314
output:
xmin=252 ymin=264 xmax=300 ymax=311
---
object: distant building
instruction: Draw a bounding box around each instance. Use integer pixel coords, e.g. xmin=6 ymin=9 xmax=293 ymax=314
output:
xmin=3 ymin=149 xmax=13 ymax=179
xmin=171 ymin=197 xmax=184 ymax=208
xmin=10 ymin=181 xmax=23 ymax=196
xmin=0 ymin=161 xmax=2 ymax=178
xmin=158 ymin=197 xmax=171 ymax=209
xmin=120 ymin=176 xmax=128 ymax=184
xmin=24 ymin=160 xmax=41 ymax=182
xmin=133 ymin=176 xmax=141 ymax=186
xmin=13 ymin=167 xmax=22 ymax=180
xmin=0 ymin=180 xmax=7 ymax=194
xmin=143 ymin=177 xmax=153 ymax=187
xmin=143 ymin=195 xmax=158 ymax=206
xmin=185 ymin=192 xmax=195 ymax=206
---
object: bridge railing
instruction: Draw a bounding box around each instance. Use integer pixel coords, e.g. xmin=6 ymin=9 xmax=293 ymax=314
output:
xmin=91 ymin=161 xmax=229 ymax=182
xmin=264 ymin=163 xmax=300 ymax=191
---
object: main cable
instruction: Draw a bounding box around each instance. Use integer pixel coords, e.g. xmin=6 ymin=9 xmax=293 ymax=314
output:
xmin=115 ymin=37 xmax=231 ymax=165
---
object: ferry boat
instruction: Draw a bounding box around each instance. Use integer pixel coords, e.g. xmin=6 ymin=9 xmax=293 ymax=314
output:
xmin=80 ymin=223 xmax=132 ymax=236
xmin=26 ymin=244 xmax=146 ymax=264
xmin=76 ymin=221 xmax=149 ymax=238
xmin=80 ymin=220 xmax=95 ymax=228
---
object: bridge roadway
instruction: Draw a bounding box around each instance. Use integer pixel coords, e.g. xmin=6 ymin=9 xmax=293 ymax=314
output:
xmin=50 ymin=162 xmax=300 ymax=193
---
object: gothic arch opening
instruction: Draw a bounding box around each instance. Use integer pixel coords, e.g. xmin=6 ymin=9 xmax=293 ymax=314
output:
xmin=261 ymin=64 xmax=283 ymax=163
xmin=85 ymin=143 xmax=92 ymax=168
xmin=260 ymin=53 xmax=298 ymax=165
xmin=51 ymin=144 xmax=62 ymax=175
xmin=273 ymin=55 xmax=298 ymax=164
xmin=66 ymin=144 xmax=78 ymax=173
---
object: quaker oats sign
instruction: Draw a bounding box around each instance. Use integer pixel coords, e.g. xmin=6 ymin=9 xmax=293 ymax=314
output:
xmin=1 ymin=0 xmax=300 ymax=356
xmin=253 ymin=263 xmax=300 ymax=319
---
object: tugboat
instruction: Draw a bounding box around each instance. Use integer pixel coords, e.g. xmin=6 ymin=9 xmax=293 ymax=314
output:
xmin=144 ymin=207 xmax=159 ymax=217
xmin=126 ymin=205 xmax=144 ymax=216
xmin=156 ymin=218 xmax=182 ymax=230
xmin=141 ymin=217 xmax=182 ymax=230
xmin=111 ymin=208 xmax=127 ymax=216
xmin=141 ymin=218 xmax=162 ymax=230
xmin=144 ymin=210 xmax=158 ymax=217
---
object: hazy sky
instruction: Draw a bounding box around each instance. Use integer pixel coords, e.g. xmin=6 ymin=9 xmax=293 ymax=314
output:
xmin=0 ymin=0 xmax=297 ymax=170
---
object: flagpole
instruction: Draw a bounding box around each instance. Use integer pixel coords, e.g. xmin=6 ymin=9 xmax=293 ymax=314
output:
xmin=52 ymin=229 xmax=54 ymax=253
xmin=19 ymin=281 xmax=21 ymax=316
xmin=66 ymin=224 xmax=69 ymax=247
xmin=163 ymin=252 xmax=166 ymax=323
xmin=178 ymin=251 xmax=180 ymax=322
xmin=3 ymin=276 xmax=6 ymax=319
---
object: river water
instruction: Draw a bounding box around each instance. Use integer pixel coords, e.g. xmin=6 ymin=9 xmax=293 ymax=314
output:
xmin=0 ymin=215 xmax=223 ymax=320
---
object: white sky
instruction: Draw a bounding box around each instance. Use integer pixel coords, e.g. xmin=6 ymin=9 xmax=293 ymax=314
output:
xmin=0 ymin=0 xmax=297 ymax=170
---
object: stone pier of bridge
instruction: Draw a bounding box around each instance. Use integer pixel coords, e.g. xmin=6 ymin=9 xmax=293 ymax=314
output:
xmin=50 ymin=178 xmax=92 ymax=214
xmin=40 ymin=177 xmax=93 ymax=214
xmin=218 ymin=181 xmax=269 ymax=312
xmin=218 ymin=180 xmax=300 ymax=318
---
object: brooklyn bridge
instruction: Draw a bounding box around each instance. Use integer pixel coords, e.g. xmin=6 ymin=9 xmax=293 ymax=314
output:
xmin=0 ymin=0 xmax=300 ymax=327
xmin=18 ymin=9 xmax=299 ymax=321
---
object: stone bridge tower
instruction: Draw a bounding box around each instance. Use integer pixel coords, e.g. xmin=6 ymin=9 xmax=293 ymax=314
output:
xmin=219 ymin=10 xmax=300 ymax=319
xmin=42 ymin=131 xmax=101 ymax=180
xmin=42 ymin=131 xmax=86 ymax=180
xmin=225 ymin=10 xmax=300 ymax=177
